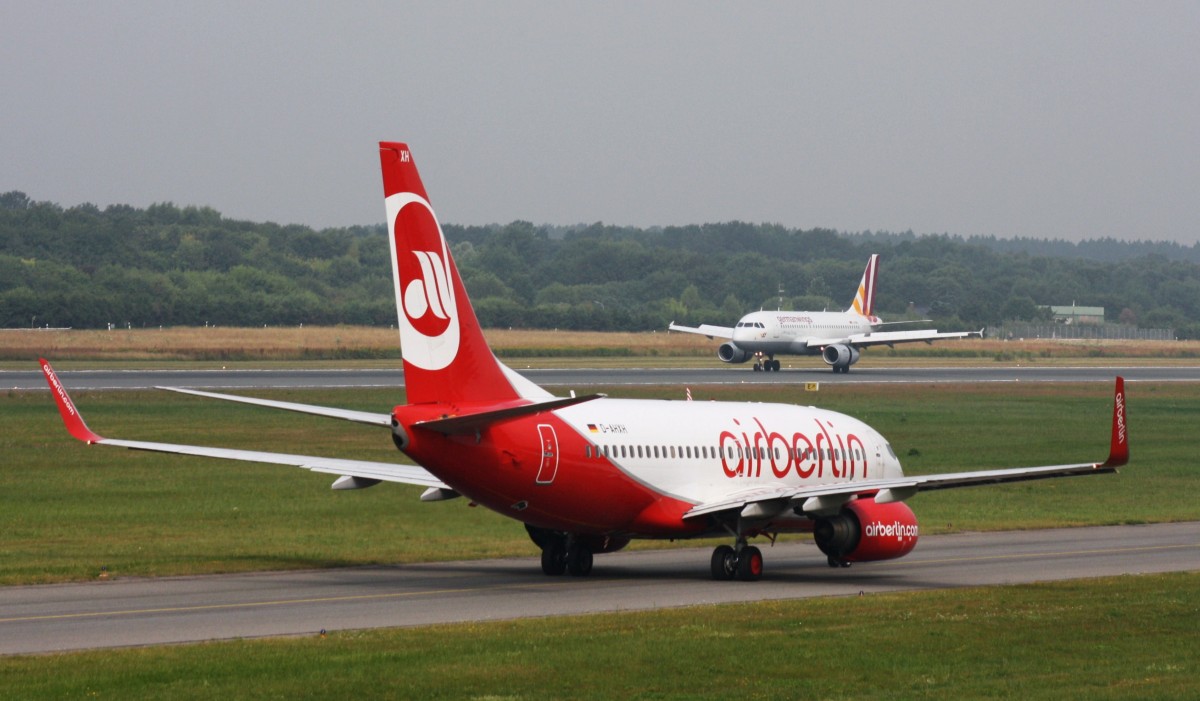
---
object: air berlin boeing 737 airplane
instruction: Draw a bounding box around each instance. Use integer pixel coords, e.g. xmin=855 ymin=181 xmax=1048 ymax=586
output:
xmin=42 ymin=142 xmax=1129 ymax=581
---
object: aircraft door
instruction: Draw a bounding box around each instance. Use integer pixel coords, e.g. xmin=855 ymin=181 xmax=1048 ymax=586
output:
xmin=536 ymin=423 xmax=559 ymax=484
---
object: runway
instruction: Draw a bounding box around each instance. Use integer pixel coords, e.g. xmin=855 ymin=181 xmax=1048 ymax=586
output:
xmin=5 ymin=364 xmax=1200 ymax=391
xmin=2 ymin=522 xmax=1196 ymax=655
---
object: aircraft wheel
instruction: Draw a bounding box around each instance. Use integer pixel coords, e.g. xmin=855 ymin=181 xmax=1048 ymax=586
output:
xmin=710 ymin=545 xmax=737 ymax=580
xmin=736 ymin=546 xmax=763 ymax=581
xmin=541 ymin=540 xmax=567 ymax=576
xmin=566 ymin=544 xmax=593 ymax=576
xmin=753 ymin=363 xmax=762 ymax=372
xmin=770 ymin=360 xmax=781 ymax=372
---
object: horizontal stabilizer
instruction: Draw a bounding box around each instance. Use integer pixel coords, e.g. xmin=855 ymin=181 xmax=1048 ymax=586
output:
xmin=414 ymin=394 xmax=606 ymax=435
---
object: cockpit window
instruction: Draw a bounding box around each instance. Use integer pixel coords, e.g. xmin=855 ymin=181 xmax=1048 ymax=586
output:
xmin=885 ymin=443 xmax=897 ymax=460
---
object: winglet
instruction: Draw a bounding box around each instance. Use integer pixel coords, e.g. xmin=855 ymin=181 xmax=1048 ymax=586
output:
xmin=39 ymin=358 xmax=104 ymax=444
xmin=1101 ymin=376 xmax=1128 ymax=468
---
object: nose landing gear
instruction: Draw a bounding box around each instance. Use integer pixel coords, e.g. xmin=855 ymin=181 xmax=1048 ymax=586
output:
xmin=752 ymin=354 xmax=781 ymax=372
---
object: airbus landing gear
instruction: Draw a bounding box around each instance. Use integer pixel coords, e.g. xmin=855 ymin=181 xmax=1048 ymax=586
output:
xmin=539 ymin=535 xmax=593 ymax=577
xmin=710 ymin=542 xmax=764 ymax=581
xmin=827 ymin=555 xmax=851 ymax=568
xmin=752 ymin=356 xmax=781 ymax=372
xmin=831 ymin=364 xmax=850 ymax=374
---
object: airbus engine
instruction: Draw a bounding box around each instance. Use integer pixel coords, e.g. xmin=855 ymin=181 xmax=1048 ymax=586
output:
xmin=821 ymin=343 xmax=861 ymax=369
xmin=813 ymin=498 xmax=919 ymax=563
xmin=717 ymin=342 xmax=752 ymax=364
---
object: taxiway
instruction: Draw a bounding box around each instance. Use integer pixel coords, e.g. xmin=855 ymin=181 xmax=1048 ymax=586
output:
xmin=2 ymin=522 xmax=1196 ymax=655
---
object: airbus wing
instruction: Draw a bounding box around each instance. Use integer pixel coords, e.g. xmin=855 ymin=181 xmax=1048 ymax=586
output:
xmin=807 ymin=327 xmax=982 ymax=349
xmin=686 ymin=376 xmax=1127 ymax=520
xmin=667 ymin=322 xmax=735 ymax=340
xmin=41 ymin=359 xmax=449 ymax=491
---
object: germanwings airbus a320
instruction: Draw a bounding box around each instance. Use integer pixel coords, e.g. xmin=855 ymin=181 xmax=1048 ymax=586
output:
xmin=42 ymin=142 xmax=1129 ymax=582
xmin=669 ymin=254 xmax=981 ymax=372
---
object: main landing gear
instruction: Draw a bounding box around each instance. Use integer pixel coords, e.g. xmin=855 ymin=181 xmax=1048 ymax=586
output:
xmin=526 ymin=525 xmax=594 ymax=577
xmin=540 ymin=536 xmax=593 ymax=577
xmin=752 ymin=355 xmax=781 ymax=372
xmin=710 ymin=539 xmax=764 ymax=581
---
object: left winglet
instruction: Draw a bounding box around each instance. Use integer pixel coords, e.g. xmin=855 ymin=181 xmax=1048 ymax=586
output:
xmin=1101 ymin=376 xmax=1129 ymax=468
xmin=40 ymin=359 xmax=104 ymax=444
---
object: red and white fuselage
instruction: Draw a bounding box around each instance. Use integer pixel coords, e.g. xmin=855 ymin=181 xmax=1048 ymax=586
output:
xmin=396 ymin=397 xmax=901 ymax=539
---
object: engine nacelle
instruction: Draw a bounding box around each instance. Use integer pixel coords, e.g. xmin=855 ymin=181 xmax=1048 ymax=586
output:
xmin=813 ymin=498 xmax=919 ymax=563
xmin=717 ymin=342 xmax=752 ymax=364
xmin=821 ymin=343 xmax=861 ymax=369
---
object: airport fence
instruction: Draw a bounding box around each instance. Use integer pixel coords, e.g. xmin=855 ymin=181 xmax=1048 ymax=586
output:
xmin=987 ymin=324 xmax=1175 ymax=341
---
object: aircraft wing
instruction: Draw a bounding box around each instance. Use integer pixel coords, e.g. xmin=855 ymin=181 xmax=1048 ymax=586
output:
xmin=158 ymin=386 xmax=393 ymax=426
xmin=686 ymin=377 xmax=1127 ymax=520
xmin=668 ymin=322 xmax=735 ymax=340
xmin=806 ymin=328 xmax=981 ymax=349
xmin=41 ymin=359 xmax=448 ymax=490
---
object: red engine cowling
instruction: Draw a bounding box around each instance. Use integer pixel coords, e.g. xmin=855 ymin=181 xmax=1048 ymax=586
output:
xmin=813 ymin=498 xmax=919 ymax=562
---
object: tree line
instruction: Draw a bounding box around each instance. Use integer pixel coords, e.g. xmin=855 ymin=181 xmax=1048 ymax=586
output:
xmin=2 ymin=190 xmax=1198 ymax=339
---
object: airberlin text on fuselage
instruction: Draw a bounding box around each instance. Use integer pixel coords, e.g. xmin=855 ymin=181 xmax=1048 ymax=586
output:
xmin=719 ymin=416 xmax=867 ymax=481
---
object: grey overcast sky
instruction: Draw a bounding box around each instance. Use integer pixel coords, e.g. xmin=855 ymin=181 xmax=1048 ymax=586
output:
xmin=3 ymin=2 xmax=1198 ymax=243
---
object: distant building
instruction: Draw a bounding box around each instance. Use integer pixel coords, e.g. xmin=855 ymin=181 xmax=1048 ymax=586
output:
xmin=1045 ymin=304 xmax=1105 ymax=325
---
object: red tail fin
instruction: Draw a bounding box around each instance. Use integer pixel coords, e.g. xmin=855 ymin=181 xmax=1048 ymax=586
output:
xmin=380 ymin=143 xmax=524 ymax=405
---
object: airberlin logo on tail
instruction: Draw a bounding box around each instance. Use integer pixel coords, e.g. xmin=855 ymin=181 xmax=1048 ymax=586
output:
xmin=386 ymin=192 xmax=460 ymax=370
xmin=404 ymin=250 xmax=452 ymax=337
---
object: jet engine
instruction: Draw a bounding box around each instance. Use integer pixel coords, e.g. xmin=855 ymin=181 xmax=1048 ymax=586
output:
xmin=813 ymin=498 xmax=919 ymax=563
xmin=717 ymin=342 xmax=752 ymax=364
xmin=821 ymin=344 xmax=860 ymax=371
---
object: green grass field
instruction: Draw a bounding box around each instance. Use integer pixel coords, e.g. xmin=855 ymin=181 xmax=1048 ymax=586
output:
xmin=2 ymin=381 xmax=1197 ymax=585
